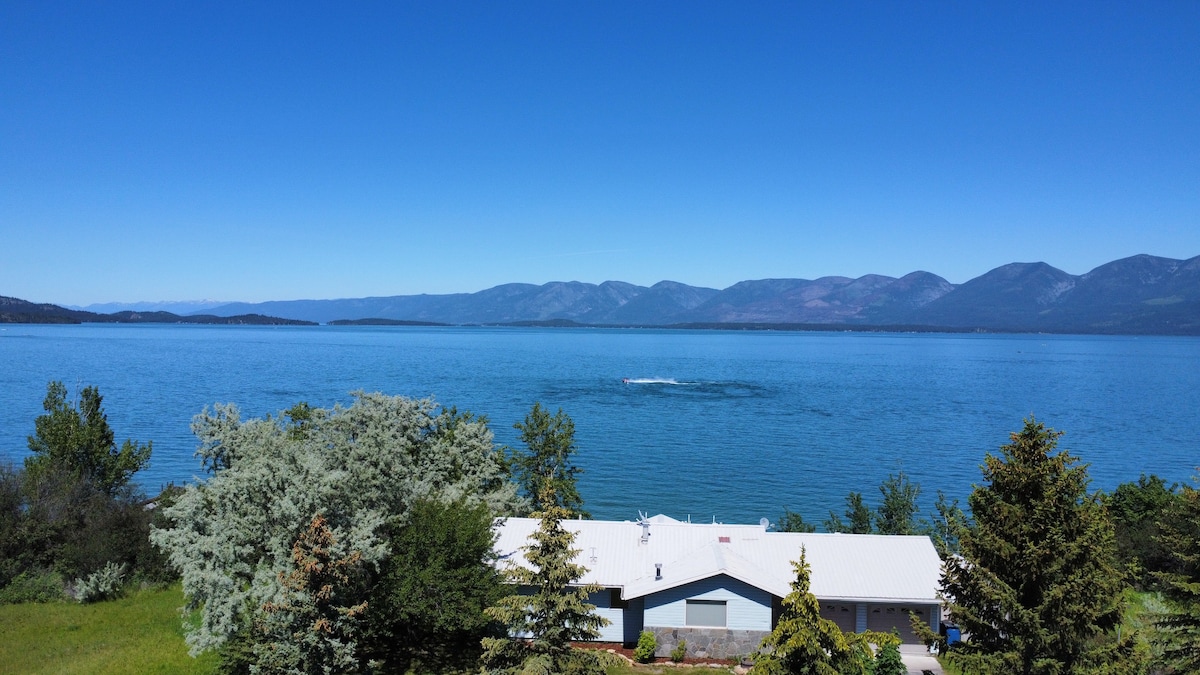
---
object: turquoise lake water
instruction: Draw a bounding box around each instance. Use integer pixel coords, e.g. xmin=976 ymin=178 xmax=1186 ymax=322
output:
xmin=1 ymin=324 xmax=1197 ymax=525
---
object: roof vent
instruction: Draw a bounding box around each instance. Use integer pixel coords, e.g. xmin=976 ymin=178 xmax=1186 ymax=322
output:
xmin=655 ymin=563 xmax=662 ymax=580
xmin=637 ymin=511 xmax=651 ymax=544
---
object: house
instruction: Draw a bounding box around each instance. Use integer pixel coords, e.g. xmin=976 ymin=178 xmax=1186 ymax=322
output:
xmin=493 ymin=514 xmax=943 ymax=660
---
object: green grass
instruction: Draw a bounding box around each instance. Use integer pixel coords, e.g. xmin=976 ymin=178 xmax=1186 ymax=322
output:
xmin=0 ymin=587 xmax=741 ymax=675
xmin=0 ymin=585 xmax=217 ymax=675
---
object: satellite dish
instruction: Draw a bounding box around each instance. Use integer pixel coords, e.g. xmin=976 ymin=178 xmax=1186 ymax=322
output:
xmin=759 ymin=517 xmax=770 ymax=529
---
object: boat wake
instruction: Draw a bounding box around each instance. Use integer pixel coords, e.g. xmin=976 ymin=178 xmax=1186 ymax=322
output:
xmin=622 ymin=377 xmax=688 ymax=385
xmin=617 ymin=377 xmax=770 ymax=399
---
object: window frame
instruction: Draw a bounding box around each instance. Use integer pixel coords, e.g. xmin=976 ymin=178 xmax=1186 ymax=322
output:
xmin=685 ymin=599 xmax=728 ymax=627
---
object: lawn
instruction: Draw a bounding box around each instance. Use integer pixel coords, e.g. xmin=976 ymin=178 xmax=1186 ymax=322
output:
xmin=0 ymin=585 xmax=217 ymax=675
xmin=0 ymin=586 xmax=740 ymax=675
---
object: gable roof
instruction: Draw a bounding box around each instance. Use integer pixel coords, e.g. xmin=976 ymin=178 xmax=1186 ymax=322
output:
xmin=493 ymin=516 xmax=941 ymax=604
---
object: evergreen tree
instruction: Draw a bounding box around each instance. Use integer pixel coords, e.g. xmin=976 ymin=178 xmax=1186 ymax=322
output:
xmin=751 ymin=547 xmax=860 ymax=675
xmin=511 ymin=403 xmax=588 ymax=517
xmin=1153 ymin=481 xmax=1200 ymax=673
xmin=823 ymin=492 xmax=873 ymax=534
xmin=941 ymin=418 xmax=1138 ymax=674
xmin=481 ymin=485 xmax=609 ymax=674
xmin=25 ymin=381 xmax=150 ymax=497
xmin=257 ymin=514 xmax=370 ymax=674
xmin=777 ymin=507 xmax=817 ymax=533
xmin=876 ymin=470 xmax=920 ymax=535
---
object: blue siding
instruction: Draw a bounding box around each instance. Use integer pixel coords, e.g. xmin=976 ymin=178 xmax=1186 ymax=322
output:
xmin=642 ymin=575 xmax=772 ymax=631
xmin=587 ymin=589 xmax=625 ymax=643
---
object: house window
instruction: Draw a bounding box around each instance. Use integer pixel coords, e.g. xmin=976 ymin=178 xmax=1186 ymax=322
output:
xmin=685 ymin=599 xmax=727 ymax=627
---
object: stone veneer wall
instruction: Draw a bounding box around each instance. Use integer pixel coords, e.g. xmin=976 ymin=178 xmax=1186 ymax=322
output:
xmin=648 ymin=626 xmax=767 ymax=660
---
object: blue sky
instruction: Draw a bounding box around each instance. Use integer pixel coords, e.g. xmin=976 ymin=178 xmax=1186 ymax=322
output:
xmin=2 ymin=1 xmax=1198 ymax=305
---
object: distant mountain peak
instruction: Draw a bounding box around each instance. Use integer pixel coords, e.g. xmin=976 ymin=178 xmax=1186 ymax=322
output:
xmin=7 ymin=253 xmax=1198 ymax=334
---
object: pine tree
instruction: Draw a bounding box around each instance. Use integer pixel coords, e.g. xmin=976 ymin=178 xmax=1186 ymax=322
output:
xmin=1153 ymin=482 xmax=1200 ymax=672
xmin=257 ymin=514 xmax=369 ymax=674
xmin=777 ymin=507 xmax=817 ymax=533
xmin=941 ymin=418 xmax=1138 ymax=674
xmin=823 ymin=492 xmax=873 ymax=533
xmin=482 ymin=485 xmax=608 ymax=674
xmin=751 ymin=547 xmax=860 ymax=675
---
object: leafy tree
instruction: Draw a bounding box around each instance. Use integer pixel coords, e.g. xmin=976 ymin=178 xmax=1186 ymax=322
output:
xmin=151 ymin=392 xmax=521 ymax=657
xmin=777 ymin=507 xmax=817 ymax=533
xmin=941 ymin=418 xmax=1141 ymax=674
xmin=824 ymin=491 xmax=873 ymax=534
xmin=872 ymin=634 xmax=907 ymax=675
xmin=2 ymin=383 xmax=162 ymax=601
xmin=511 ymin=402 xmax=588 ymax=517
xmin=25 ymin=381 xmax=150 ymax=497
xmin=1106 ymin=474 xmax=1182 ymax=590
xmin=876 ymin=470 xmax=921 ymax=535
xmin=361 ymin=497 xmax=509 ymax=674
xmin=751 ymin=547 xmax=862 ymax=675
xmin=1153 ymin=480 xmax=1200 ymax=673
xmin=927 ymin=490 xmax=969 ymax=559
xmin=256 ymin=513 xmax=370 ymax=674
xmin=481 ymin=485 xmax=609 ymax=674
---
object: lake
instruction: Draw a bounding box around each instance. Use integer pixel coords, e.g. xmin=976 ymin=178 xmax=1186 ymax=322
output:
xmin=1 ymin=324 xmax=1197 ymax=525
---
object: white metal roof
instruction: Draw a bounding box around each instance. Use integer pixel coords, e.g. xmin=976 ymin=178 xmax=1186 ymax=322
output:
xmin=493 ymin=516 xmax=942 ymax=604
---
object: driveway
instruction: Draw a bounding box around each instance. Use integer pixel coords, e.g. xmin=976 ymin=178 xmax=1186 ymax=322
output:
xmin=900 ymin=644 xmax=944 ymax=675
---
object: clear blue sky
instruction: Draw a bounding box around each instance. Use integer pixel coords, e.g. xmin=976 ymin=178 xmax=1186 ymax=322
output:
xmin=2 ymin=1 xmax=1198 ymax=305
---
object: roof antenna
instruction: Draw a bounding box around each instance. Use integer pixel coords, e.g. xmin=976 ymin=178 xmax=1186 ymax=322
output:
xmin=637 ymin=511 xmax=651 ymax=544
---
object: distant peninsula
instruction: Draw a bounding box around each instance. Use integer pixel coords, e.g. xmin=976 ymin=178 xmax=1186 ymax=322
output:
xmin=7 ymin=253 xmax=1199 ymax=335
xmin=0 ymin=298 xmax=315 ymax=326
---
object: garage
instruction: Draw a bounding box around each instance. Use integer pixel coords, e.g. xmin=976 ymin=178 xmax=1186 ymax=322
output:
xmin=865 ymin=603 xmax=934 ymax=643
xmin=820 ymin=603 xmax=857 ymax=633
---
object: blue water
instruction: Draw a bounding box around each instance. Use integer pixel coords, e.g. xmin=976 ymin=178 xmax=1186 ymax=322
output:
xmin=1 ymin=325 xmax=1197 ymax=525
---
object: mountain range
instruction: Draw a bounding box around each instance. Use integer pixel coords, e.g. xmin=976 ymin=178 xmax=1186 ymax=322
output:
xmin=9 ymin=254 xmax=1200 ymax=334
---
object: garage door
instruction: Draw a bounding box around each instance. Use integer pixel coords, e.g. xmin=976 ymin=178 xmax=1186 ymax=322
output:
xmin=820 ymin=603 xmax=856 ymax=633
xmin=865 ymin=604 xmax=931 ymax=643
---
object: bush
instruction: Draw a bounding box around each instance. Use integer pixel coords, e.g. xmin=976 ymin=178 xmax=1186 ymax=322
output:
xmin=634 ymin=630 xmax=657 ymax=663
xmin=73 ymin=562 xmax=126 ymax=603
xmin=873 ymin=639 xmax=906 ymax=675
xmin=590 ymin=649 xmax=627 ymax=669
xmin=0 ymin=570 xmax=65 ymax=604
xmin=670 ymin=639 xmax=687 ymax=662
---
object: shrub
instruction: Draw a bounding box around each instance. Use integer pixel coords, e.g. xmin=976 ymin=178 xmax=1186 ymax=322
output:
xmin=634 ymin=630 xmax=657 ymax=663
xmin=670 ymin=639 xmax=687 ymax=662
xmin=873 ymin=639 xmax=906 ymax=675
xmin=590 ymin=649 xmax=627 ymax=669
xmin=0 ymin=570 xmax=65 ymax=604
xmin=73 ymin=562 xmax=126 ymax=603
